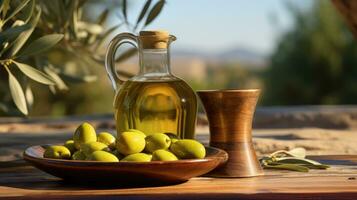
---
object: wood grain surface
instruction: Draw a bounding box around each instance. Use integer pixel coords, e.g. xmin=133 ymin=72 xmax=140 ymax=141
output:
xmin=1 ymin=117 xmax=357 ymax=199
xmin=1 ymin=155 xmax=357 ymax=199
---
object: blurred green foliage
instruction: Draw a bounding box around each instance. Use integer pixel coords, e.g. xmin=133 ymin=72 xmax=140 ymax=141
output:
xmin=0 ymin=0 xmax=166 ymax=116
xmin=263 ymin=1 xmax=357 ymax=105
xmin=188 ymin=64 xmax=262 ymax=91
xmin=3 ymin=0 xmax=356 ymax=117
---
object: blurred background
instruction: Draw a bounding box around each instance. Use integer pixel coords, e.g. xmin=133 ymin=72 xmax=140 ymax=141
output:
xmin=1 ymin=0 xmax=357 ymax=117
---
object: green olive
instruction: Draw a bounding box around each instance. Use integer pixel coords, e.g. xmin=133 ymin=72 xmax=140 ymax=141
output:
xmin=44 ymin=145 xmax=71 ymax=159
xmin=127 ymin=129 xmax=146 ymax=138
xmin=164 ymin=133 xmax=179 ymax=144
xmin=97 ymin=132 xmax=116 ymax=149
xmin=145 ymin=133 xmax=171 ymax=153
xmin=164 ymin=132 xmax=178 ymax=139
xmin=171 ymin=138 xmax=179 ymax=144
xmin=73 ymin=122 xmax=97 ymax=149
xmin=80 ymin=141 xmax=110 ymax=156
xmin=64 ymin=140 xmax=76 ymax=153
xmin=170 ymin=139 xmax=206 ymax=159
xmin=121 ymin=153 xmax=152 ymax=162
xmin=87 ymin=151 xmax=119 ymax=162
xmin=111 ymin=149 xmax=124 ymax=160
xmin=152 ymin=149 xmax=178 ymax=161
xmin=72 ymin=151 xmax=86 ymax=160
xmin=116 ymin=131 xmax=146 ymax=155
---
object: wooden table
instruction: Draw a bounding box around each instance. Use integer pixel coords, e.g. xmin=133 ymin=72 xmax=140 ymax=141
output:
xmin=1 ymin=154 xmax=356 ymax=199
xmin=0 ymin=118 xmax=357 ymax=199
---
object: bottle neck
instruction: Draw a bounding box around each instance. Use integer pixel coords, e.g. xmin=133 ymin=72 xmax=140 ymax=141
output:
xmin=139 ymin=49 xmax=171 ymax=76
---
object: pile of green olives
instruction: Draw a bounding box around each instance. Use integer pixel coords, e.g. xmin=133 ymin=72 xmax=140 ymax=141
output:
xmin=43 ymin=122 xmax=206 ymax=162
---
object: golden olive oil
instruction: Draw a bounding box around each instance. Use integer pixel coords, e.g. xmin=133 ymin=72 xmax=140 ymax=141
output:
xmin=114 ymin=79 xmax=197 ymax=139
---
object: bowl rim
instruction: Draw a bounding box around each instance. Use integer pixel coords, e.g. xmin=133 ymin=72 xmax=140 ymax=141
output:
xmin=23 ymin=145 xmax=228 ymax=165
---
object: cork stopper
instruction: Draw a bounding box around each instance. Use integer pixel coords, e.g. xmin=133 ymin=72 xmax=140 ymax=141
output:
xmin=139 ymin=30 xmax=170 ymax=49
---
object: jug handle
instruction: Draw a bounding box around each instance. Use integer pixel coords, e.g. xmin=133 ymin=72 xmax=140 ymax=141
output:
xmin=105 ymin=32 xmax=138 ymax=91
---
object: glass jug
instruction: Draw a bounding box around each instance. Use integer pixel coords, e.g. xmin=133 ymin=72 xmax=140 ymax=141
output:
xmin=105 ymin=31 xmax=197 ymax=139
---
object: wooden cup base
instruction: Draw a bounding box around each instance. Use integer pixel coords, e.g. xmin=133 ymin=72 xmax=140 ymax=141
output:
xmin=207 ymin=141 xmax=264 ymax=178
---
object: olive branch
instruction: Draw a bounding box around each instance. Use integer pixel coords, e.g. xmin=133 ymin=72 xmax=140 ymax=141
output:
xmin=0 ymin=0 xmax=166 ymax=115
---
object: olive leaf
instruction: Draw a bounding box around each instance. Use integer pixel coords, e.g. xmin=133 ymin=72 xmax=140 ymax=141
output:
xmin=288 ymin=147 xmax=306 ymax=159
xmin=0 ymin=102 xmax=9 ymax=113
xmin=1 ymin=0 xmax=11 ymax=20
xmin=145 ymin=0 xmax=165 ymax=25
xmin=78 ymin=0 xmax=88 ymax=8
xmin=7 ymin=7 xmax=41 ymax=57
xmin=95 ymin=23 xmax=123 ymax=51
xmin=1 ymin=0 xmax=166 ymax=116
xmin=25 ymin=85 xmax=34 ymax=108
xmin=69 ymin=2 xmax=79 ymax=39
xmin=136 ymin=0 xmax=152 ymax=25
xmin=3 ymin=0 xmax=31 ymax=24
xmin=60 ymin=73 xmax=97 ymax=83
xmin=18 ymin=34 xmax=64 ymax=57
xmin=6 ymin=67 xmax=28 ymax=115
xmin=274 ymin=157 xmax=319 ymax=165
xmin=260 ymin=147 xmax=330 ymax=172
xmin=122 ymin=0 xmax=127 ymax=22
xmin=269 ymin=147 xmax=306 ymax=159
xmin=264 ymin=164 xmax=309 ymax=172
xmin=97 ymin=9 xmax=109 ymax=25
xmin=44 ymin=66 xmax=68 ymax=91
xmin=18 ymin=0 xmax=35 ymax=23
xmin=55 ymin=0 xmax=66 ymax=25
xmin=301 ymin=164 xmax=330 ymax=169
xmin=0 ymin=24 xmax=31 ymax=43
xmin=13 ymin=61 xmax=55 ymax=85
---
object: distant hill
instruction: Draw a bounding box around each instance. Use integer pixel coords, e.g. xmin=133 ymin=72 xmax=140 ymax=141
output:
xmin=172 ymin=47 xmax=267 ymax=68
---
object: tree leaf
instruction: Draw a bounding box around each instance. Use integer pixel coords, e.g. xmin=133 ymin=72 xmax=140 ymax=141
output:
xmin=136 ymin=0 xmax=152 ymax=25
xmin=263 ymin=164 xmax=309 ymax=172
xmin=0 ymin=24 xmax=31 ymax=42
xmin=3 ymin=0 xmax=31 ymax=24
xmin=7 ymin=67 xmax=28 ymax=115
xmin=1 ymin=0 xmax=11 ymax=19
xmin=77 ymin=22 xmax=102 ymax=35
xmin=18 ymin=34 xmax=63 ymax=57
xmin=95 ymin=24 xmax=122 ymax=50
xmin=0 ymin=102 xmax=9 ymax=114
xmin=20 ymin=0 xmax=35 ymax=23
xmin=25 ymin=85 xmax=34 ymax=108
xmin=78 ymin=0 xmax=89 ymax=8
xmin=269 ymin=148 xmax=306 ymax=159
xmin=60 ymin=73 xmax=97 ymax=83
xmin=44 ymin=66 xmax=68 ymax=91
xmin=56 ymin=0 xmax=66 ymax=25
xmin=288 ymin=147 xmax=306 ymax=159
xmin=300 ymin=164 xmax=330 ymax=169
xmin=64 ymin=0 xmax=77 ymax=28
xmin=145 ymin=0 xmax=165 ymax=26
xmin=69 ymin=1 xmax=79 ymax=39
xmin=13 ymin=61 xmax=55 ymax=85
xmin=6 ymin=7 xmax=41 ymax=57
xmin=275 ymin=157 xmax=324 ymax=166
xmin=97 ymin=9 xmax=109 ymax=25
xmin=122 ymin=0 xmax=127 ymax=22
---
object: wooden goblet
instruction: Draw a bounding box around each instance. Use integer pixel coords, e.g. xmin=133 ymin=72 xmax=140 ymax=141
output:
xmin=197 ymin=89 xmax=264 ymax=177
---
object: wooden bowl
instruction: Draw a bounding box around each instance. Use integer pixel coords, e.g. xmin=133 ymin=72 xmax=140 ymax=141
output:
xmin=23 ymin=145 xmax=228 ymax=185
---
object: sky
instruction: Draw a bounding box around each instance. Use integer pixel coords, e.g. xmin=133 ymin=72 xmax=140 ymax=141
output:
xmin=117 ymin=0 xmax=312 ymax=55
